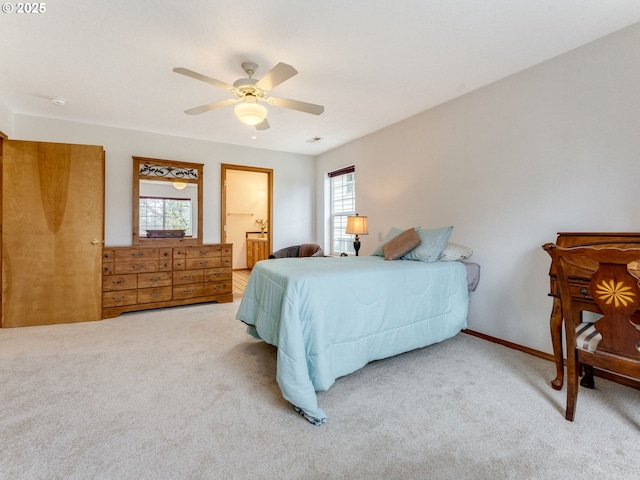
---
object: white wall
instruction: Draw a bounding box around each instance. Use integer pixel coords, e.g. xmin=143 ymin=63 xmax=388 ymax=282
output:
xmin=316 ymin=23 xmax=640 ymax=355
xmin=12 ymin=115 xmax=315 ymax=252
xmin=0 ymin=101 xmax=15 ymax=137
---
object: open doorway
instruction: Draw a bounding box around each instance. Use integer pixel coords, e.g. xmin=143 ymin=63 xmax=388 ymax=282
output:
xmin=221 ymin=164 xmax=273 ymax=270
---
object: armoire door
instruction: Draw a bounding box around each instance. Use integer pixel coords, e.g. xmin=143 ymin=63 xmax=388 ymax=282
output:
xmin=1 ymin=140 xmax=105 ymax=327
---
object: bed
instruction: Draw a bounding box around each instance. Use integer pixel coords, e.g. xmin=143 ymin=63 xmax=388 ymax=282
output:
xmin=236 ymin=255 xmax=477 ymax=424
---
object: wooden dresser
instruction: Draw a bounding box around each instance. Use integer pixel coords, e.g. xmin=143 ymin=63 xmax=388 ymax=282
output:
xmin=102 ymin=244 xmax=233 ymax=318
xmin=246 ymin=237 xmax=269 ymax=269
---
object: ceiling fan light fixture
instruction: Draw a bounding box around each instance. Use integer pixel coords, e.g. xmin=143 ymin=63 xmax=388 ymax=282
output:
xmin=234 ymin=101 xmax=267 ymax=126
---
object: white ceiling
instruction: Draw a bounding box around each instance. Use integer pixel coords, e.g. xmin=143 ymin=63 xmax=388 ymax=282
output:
xmin=2 ymin=1 xmax=640 ymax=156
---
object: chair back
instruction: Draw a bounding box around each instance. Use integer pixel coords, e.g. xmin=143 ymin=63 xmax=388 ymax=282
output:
xmin=544 ymin=244 xmax=640 ymax=359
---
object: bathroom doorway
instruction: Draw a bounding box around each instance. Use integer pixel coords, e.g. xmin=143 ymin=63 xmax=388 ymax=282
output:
xmin=220 ymin=164 xmax=273 ymax=269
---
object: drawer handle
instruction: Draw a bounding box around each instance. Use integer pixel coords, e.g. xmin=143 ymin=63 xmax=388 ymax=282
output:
xmin=112 ymin=279 xmax=126 ymax=285
xmin=112 ymin=295 xmax=125 ymax=302
xmin=213 ymin=272 xmax=222 ymax=277
xmin=200 ymin=250 xmax=209 ymax=255
xmin=131 ymin=253 xmax=144 ymax=258
xmin=130 ymin=265 xmax=143 ymax=271
xmin=183 ymin=275 xmax=193 ymax=280
xmin=149 ymin=291 xmax=163 ymax=298
xmin=150 ymin=278 xmax=160 ymax=283
xmin=580 ymin=289 xmax=588 ymax=296
xmin=199 ymin=261 xmax=209 ymax=266
xmin=183 ymin=289 xmax=194 ymax=294
xmin=214 ymin=285 xmax=222 ymax=290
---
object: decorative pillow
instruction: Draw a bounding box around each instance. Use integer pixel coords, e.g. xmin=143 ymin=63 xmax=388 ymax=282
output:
xmin=402 ymin=226 xmax=453 ymax=263
xmin=439 ymin=242 xmax=473 ymax=262
xmin=371 ymin=226 xmax=421 ymax=256
xmin=382 ymin=227 xmax=421 ymax=260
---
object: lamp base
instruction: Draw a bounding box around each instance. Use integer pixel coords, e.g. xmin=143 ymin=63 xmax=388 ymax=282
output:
xmin=353 ymin=237 xmax=361 ymax=256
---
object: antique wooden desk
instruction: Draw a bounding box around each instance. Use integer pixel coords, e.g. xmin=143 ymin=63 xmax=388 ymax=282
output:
xmin=545 ymin=232 xmax=640 ymax=390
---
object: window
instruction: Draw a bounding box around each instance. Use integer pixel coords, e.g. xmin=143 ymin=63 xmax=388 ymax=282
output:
xmin=329 ymin=165 xmax=356 ymax=255
xmin=140 ymin=196 xmax=192 ymax=236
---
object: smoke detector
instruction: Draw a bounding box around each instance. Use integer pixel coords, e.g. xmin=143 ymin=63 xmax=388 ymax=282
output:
xmin=50 ymin=97 xmax=67 ymax=106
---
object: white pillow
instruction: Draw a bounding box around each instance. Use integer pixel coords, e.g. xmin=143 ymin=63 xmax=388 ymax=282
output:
xmin=439 ymin=242 xmax=473 ymax=261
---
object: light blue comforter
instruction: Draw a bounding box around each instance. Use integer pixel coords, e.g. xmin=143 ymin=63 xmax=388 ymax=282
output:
xmin=236 ymin=255 xmax=469 ymax=424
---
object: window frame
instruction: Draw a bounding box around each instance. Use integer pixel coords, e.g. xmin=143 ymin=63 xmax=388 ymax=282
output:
xmin=328 ymin=165 xmax=356 ymax=255
xmin=139 ymin=195 xmax=193 ymax=237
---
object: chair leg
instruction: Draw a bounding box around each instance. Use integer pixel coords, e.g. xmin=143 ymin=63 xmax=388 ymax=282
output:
xmin=565 ymin=352 xmax=579 ymax=422
xmin=550 ymin=299 xmax=564 ymax=391
xmin=579 ymin=364 xmax=595 ymax=389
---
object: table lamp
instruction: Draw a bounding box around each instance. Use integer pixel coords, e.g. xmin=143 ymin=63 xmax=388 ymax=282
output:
xmin=346 ymin=213 xmax=368 ymax=256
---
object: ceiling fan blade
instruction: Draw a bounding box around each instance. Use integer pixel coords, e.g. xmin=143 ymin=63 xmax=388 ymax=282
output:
xmin=267 ymin=97 xmax=324 ymax=115
xmin=173 ymin=67 xmax=235 ymax=91
xmin=184 ymin=98 xmax=238 ymax=115
xmin=255 ymin=118 xmax=270 ymax=130
xmin=255 ymin=63 xmax=298 ymax=91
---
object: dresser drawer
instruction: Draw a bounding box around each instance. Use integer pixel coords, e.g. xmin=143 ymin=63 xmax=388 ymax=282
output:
xmin=173 ymin=258 xmax=186 ymax=270
xmin=138 ymin=271 xmax=172 ymax=289
xmin=173 ymin=269 xmax=204 ymax=285
xmin=185 ymin=257 xmax=222 ymax=269
xmin=568 ymin=282 xmax=593 ymax=300
xmin=205 ymin=268 xmax=232 ymax=282
xmin=115 ymin=248 xmax=159 ymax=261
xmin=114 ymin=260 xmax=159 ymax=274
xmin=173 ymin=283 xmax=205 ymax=299
xmin=158 ymin=258 xmax=172 ymax=271
xmin=205 ymin=282 xmax=232 ymax=296
xmin=137 ymin=287 xmax=173 ymax=304
xmin=103 ymin=274 xmax=138 ymax=291
xmin=103 ymin=289 xmax=138 ymax=308
xmin=185 ymin=246 xmax=221 ymax=258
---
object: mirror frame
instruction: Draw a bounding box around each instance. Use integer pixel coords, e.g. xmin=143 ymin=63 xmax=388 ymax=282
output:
xmin=132 ymin=156 xmax=204 ymax=245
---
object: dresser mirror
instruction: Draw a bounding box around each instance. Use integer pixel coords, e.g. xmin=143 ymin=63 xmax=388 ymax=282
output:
xmin=132 ymin=156 xmax=204 ymax=245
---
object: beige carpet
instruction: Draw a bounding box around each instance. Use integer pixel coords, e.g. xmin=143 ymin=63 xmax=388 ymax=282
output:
xmin=1 ymin=300 xmax=639 ymax=479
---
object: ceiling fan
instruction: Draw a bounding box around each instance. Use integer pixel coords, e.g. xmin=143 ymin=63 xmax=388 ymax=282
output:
xmin=173 ymin=61 xmax=324 ymax=130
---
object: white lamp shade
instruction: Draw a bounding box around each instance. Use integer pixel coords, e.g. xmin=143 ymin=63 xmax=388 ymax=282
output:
xmin=234 ymin=102 xmax=267 ymax=125
xmin=346 ymin=215 xmax=368 ymax=235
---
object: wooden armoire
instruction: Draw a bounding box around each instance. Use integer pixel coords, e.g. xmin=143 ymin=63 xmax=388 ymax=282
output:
xmin=0 ymin=137 xmax=105 ymax=327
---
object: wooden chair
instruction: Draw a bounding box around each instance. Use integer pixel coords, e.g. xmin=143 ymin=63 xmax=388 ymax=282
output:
xmin=543 ymin=243 xmax=640 ymax=421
